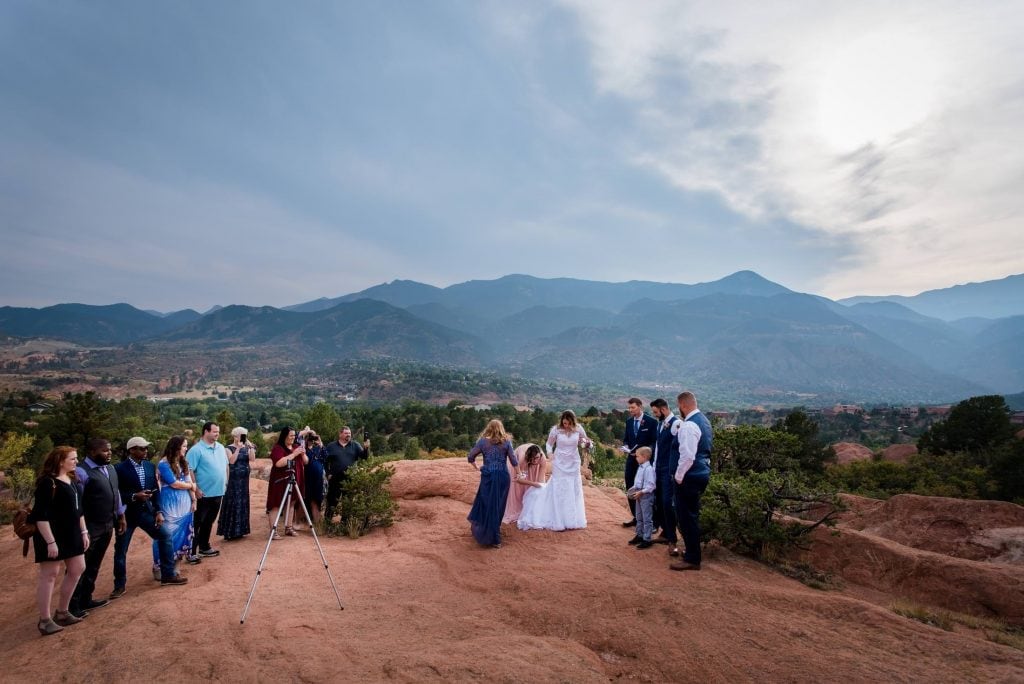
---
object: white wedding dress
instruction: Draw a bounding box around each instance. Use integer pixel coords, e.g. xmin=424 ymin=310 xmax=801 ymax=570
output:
xmin=517 ymin=426 xmax=588 ymax=531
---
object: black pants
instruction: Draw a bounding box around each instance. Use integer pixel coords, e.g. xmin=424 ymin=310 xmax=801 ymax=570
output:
xmin=675 ymin=474 xmax=709 ymax=565
xmin=72 ymin=525 xmax=113 ymax=607
xmin=325 ymin=471 xmax=348 ymax=517
xmin=655 ymin=471 xmax=677 ymax=542
xmin=623 ymin=455 xmax=639 ymax=519
xmin=192 ymin=496 xmax=223 ymax=553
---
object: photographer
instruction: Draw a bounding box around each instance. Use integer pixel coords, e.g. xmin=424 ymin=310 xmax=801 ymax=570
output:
xmin=302 ymin=430 xmax=327 ymax=524
xmin=266 ymin=427 xmax=308 ymax=537
xmin=323 ymin=426 xmax=370 ymax=521
xmin=217 ymin=427 xmax=253 ymax=541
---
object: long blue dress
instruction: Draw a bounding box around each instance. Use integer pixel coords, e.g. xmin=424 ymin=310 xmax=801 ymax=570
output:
xmin=153 ymin=460 xmax=194 ymax=565
xmin=304 ymin=444 xmax=327 ymax=508
xmin=466 ymin=438 xmax=518 ymax=546
xmin=217 ymin=445 xmax=251 ymax=539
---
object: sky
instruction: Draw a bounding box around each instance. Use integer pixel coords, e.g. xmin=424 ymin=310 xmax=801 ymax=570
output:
xmin=2 ymin=0 xmax=1022 ymax=311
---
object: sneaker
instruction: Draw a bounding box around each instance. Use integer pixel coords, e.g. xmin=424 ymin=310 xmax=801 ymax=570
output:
xmin=636 ymin=540 xmax=654 ymax=549
xmin=198 ymin=548 xmax=220 ymax=557
xmin=68 ymin=607 xmax=90 ymax=620
xmin=82 ymin=598 xmax=110 ymax=610
xmin=160 ymin=575 xmax=189 ymax=585
xmin=109 ymin=587 xmax=126 ymax=600
xmin=186 ymin=554 xmax=203 ymax=564
xmin=627 ymin=535 xmax=642 ymax=546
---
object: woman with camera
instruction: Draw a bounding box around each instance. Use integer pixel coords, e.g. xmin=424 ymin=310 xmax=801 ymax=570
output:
xmin=266 ymin=427 xmax=308 ymax=538
xmin=302 ymin=430 xmax=327 ymax=524
xmin=31 ymin=446 xmax=89 ymax=636
xmin=217 ymin=427 xmax=253 ymax=540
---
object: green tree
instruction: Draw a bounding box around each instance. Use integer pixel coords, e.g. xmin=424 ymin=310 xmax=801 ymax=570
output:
xmin=44 ymin=392 xmax=113 ymax=448
xmin=303 ymin=402 xmax=342 ymax=440
xmin=0 ymin=432 xmax=34 ymax=471
xmin=714 ymin=425 xmax=801 ymax=473
xmin=404 ymin=437 xmax=421 ymax=460
xmin=772 ymin=409 xmax=833 ymax=473
xmin=918 ymin=395 xmax=1015 ymax=461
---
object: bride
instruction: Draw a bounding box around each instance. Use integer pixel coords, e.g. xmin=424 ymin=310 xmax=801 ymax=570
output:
xmin=517 ymin=410 xmax=592 ymax=531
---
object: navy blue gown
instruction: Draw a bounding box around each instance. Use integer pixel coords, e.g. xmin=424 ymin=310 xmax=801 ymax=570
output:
xmin=217 ymin=445 xmax=251 ymax=540
xmin=466 ymin=439 xmax=517 ymax=546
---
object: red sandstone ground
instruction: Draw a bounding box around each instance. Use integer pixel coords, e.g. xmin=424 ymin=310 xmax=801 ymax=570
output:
xmin=3 ymin=458 xmax=1024 ymax=682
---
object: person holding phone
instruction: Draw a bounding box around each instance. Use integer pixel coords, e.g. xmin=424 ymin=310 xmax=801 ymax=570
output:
xmin=302 ymin=431 xmax=327 ymax=524
xmin=323 ymin=426 xmax=370 ymax=521
xmin=217 ymin=427 xmax=253 ymax=540
xmin=112 ymin=437 xmax=184 ymax=597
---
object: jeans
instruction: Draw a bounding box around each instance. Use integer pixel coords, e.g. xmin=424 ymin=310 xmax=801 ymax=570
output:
xmin=113 ymin=511 xmax=175 ymax=588
xmin=636 ymin=493 xmax=655 ymax=541
xmin=73 ymin=525 xmax=113 ymax=606
xmin=192 ymin=496 xmax=222 ymax=554
xmin=655 ymin=471 xmax=677 ymax=543
xmin=675 ymin=474 xmax=710 ymax=565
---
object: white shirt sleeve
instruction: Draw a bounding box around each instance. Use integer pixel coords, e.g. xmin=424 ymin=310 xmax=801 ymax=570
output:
xmin=673 ymin=421 xmax=701 ymax=483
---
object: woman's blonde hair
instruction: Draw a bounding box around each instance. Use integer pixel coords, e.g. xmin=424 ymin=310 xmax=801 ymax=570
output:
xmin=479 ymin=419 xmax=508 ymax=443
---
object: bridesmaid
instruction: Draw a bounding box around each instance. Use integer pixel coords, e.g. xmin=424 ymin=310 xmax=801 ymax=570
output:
xmin=218 ymin=427 xmax=252 ymax=540
xmin=466 ymin=420 xmax=518 ymax=548
xmin=31 ymin=446 xmax=89 ymax=635
xmin=503 ymin=444 xmax=546 ymax=524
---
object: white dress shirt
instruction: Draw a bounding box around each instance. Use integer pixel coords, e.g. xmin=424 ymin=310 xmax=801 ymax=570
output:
xmin=672 ymin=409 xmax=703 ymax=483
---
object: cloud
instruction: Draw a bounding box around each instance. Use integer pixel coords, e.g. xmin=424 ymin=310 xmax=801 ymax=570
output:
xmin=559 ymin=0 xmax=1024 ymax=297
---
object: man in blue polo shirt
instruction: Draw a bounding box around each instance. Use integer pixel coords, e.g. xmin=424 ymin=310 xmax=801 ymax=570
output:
xmin=186 ymin=422 xmax=229 ymax=558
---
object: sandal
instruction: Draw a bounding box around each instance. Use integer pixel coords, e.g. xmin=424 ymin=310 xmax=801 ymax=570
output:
xmin=272 ymin=531 xmax=282 ymax=540
xmin=285 ymin=526 xmax=296 ymax=537
xmin=37 ymin=618 xmax=63 ymax=636
xmin=53 ymin=609 xmax=83 ymax=626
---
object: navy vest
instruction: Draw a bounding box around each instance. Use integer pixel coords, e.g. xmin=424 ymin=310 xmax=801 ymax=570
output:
xmin=684 ymin=411 xmax=713 ymax=479
xmin=654 ymin=416 xmax=678 ymax=474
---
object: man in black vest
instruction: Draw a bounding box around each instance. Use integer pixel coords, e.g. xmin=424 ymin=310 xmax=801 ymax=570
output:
xmin=323 ymin=426 xmax=369 ymax=521
xmin=620 ymin=398 xmax=658 ymax=527
xmin=70 ymin=438 xmax=126 ymax=617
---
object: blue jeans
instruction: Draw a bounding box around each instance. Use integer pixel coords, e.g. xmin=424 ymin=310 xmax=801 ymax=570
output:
xmin=675 ymin=474 xmax=709 ymax=565
xmin=113 ymin=510 xmax=175 ymax=588
xmin=636 ymin=493 xmax=655 ymax=541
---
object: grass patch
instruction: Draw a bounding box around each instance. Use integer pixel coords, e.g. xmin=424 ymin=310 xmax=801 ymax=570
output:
xmin=890 ymin=599 xmax=1024 ymax=650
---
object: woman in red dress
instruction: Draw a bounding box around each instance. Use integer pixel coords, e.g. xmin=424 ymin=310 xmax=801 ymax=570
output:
xmin=266 ymin=427 xmax=308 ymax=538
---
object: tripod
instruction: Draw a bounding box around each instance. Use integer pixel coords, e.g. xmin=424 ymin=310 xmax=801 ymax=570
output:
xmin=240 ymin=464 xmax=344 ymax=623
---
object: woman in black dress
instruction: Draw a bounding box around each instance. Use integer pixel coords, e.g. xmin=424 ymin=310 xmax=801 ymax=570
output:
xmin=303 ymin=431 xmax=327 ymax=524
xmin=217 ymin=427 xmax=253 ymax=540
xmin=32 ymin=446 xmax=89 ymax=636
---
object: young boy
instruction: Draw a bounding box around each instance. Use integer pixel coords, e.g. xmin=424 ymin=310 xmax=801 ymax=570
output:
xmin=627 ymin=446 xmax=657 ymax=549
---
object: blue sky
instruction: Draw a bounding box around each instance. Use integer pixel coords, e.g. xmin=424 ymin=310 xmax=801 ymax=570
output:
xmin=2 ymin=1 xmax=1022 ymax=311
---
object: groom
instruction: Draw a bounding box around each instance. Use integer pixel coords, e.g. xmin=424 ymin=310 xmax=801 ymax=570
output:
xmin=620 ymin=398 xmax=658 ymax=527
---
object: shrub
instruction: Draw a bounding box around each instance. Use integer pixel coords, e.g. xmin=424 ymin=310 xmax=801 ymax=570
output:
xmin=403 ymin=438 xmax=422 ymax=460
xmin=327 ymin=463 xmax=397 ymax=539
xmin=702 ymin=470 xmax=841 ymax=560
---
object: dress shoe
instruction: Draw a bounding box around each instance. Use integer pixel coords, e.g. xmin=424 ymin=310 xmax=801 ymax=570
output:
xmin=160 ymin=575 xmax=189 ymax=585
xmin=82 ymin=598 xmax=109 ymax=611
xmin=652 ymin=535 xmax=671 ymax=545
xmin=636 ymin=540 xmax=654 ymax=549
xmin=668 ymin=547 xmax=681 ymax=557
xmin=627 ymin=535 xmax=643 ymax=546
xmin=109 ymin=587 xmax=126 ymax=599
xmin=622 ymin=519 xmax=637 ymax=528
xmin=669 ymin=561 xmax=701 ymax=571
xmin=37 ymin=618 xmax=63 ymax=636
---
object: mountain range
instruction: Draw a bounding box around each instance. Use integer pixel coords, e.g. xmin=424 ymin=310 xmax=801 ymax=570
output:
xmin=2 ymin=271 xmax=1022 ymax=404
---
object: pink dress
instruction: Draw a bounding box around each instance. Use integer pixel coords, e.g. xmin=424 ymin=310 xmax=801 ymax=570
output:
xmin=502 ymin=443 xmax=547 ymax=524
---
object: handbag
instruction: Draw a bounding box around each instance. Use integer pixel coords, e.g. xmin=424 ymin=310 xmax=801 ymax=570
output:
xmin=12 ymin=478 xmax=56 ymax=557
